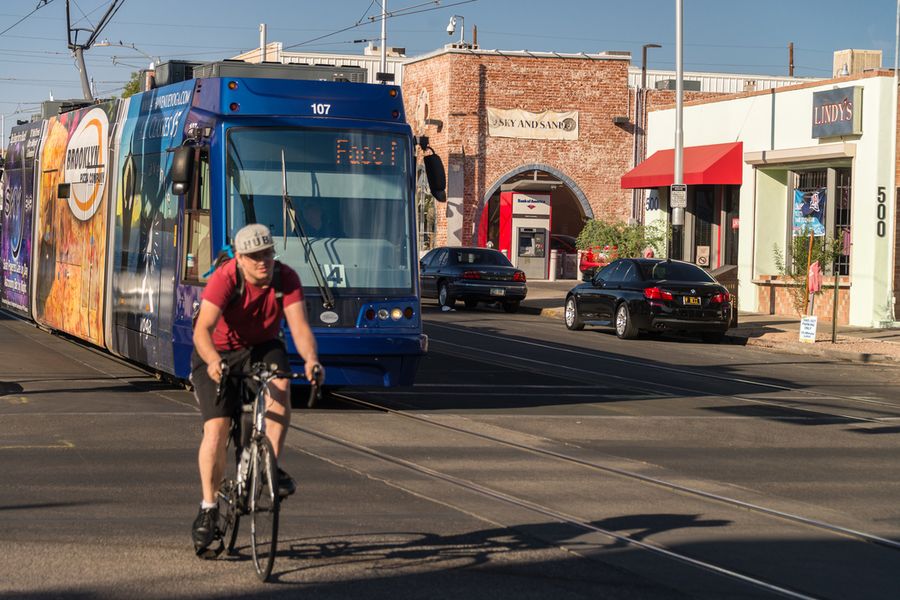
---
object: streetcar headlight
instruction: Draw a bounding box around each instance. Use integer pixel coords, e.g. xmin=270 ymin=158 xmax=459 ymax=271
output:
xmin=390 ymin=307 xmax=403 ymax=321
xmin=377 ymin=308 xmax=390 ymax=320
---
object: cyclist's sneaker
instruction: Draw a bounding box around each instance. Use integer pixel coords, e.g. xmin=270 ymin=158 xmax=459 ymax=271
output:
xmin=192 ymin=506 xmax=220 ymax=557
xmin=277 ymin=468 xmax=296 ymax=498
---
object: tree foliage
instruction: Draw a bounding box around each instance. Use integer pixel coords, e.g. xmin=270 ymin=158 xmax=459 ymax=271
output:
xmin=773 ymin=229 xmax=843 ymax=315
xmin=576 ymin=219 xmax=668 ymax=258
xmin=122 ymin=71 xmax=142 ymax=98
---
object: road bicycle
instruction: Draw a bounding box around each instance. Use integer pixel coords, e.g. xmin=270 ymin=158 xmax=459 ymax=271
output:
xmin=212 ymin=361 xmax=321 ymax=581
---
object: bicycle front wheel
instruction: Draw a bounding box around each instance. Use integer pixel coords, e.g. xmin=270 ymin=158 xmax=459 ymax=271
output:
xmin=250 ymin=436 xmax=280 ymax=581
xmin=216 ymin=439 xmax=242 ymax=555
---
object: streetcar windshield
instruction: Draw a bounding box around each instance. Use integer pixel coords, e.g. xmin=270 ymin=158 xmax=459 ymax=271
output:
xmin=226 ymin=128 xmax=412 ymax=294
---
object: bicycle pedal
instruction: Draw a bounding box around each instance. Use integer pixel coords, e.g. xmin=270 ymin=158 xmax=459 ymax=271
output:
xmin=195 ymin=539 xmax=224 ymax=560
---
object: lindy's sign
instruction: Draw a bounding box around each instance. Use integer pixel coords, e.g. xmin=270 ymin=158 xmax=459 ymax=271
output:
xmin=487 ymin=107 xmax=579 ymax=140
xmin=811 ymin=87 xmax=862 ymax=138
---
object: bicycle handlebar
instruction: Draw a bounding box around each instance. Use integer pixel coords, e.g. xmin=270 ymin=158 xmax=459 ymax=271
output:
xmin=215 ymin=361 xmax=323 ymax=403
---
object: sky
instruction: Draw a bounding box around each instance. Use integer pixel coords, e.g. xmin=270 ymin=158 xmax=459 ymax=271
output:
xmin=1 ymin=0 xmax=899 ymax=142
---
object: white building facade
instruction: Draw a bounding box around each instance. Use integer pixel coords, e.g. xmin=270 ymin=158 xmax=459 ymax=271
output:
xmin=642 ymin=71 xmax=898 ymax=327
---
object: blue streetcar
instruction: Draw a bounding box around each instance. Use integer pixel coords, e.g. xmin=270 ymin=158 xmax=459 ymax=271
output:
xmin=0 ymin=64 xmax=445 ymax=387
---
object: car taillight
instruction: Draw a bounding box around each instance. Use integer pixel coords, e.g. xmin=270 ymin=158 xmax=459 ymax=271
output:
xmin=710 ymin=292 xmax=731 ymax=304
xmin=643 ymin=287 xmax=673 ymax=300
xmin=513 ymin=271 xmax=526 ymax=282
xmin=462 ymin=271 xmax=481 ymax=279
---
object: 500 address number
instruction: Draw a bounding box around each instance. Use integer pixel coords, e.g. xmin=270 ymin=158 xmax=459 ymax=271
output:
xmin=877 ymin=186 xmax=887 ymax=238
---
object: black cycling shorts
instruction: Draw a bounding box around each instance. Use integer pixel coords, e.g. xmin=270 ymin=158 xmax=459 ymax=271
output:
xmin=191 ymin=339 xmax=290 ymax=422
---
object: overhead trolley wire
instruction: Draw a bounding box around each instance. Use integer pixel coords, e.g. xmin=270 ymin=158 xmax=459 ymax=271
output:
xmin=0 ymin=0 xmax=57 ymax=39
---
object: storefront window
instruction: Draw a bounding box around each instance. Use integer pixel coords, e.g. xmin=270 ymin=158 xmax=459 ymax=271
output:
xmin=834 ymin=168 xmax=851 ymax=276
xmin=792 ymin=168 xmax=851 ymax=276
xmin=723 ymin=186 xmax=739 ymax=266
xmin=693 ymin=187 xmax=715 ymax=265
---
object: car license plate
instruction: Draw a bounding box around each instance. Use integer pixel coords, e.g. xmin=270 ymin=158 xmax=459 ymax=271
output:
xmin=490 ymin=288 xmax=506 ymax=296
xmin=683 ymin=296 xmax=701 ymax=305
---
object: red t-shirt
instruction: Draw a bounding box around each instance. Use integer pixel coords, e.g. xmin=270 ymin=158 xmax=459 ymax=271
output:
xmin=202 ymin=259 xmax=304 ymax=351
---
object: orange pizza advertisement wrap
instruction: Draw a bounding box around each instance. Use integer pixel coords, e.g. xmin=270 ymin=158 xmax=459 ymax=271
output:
xmin=33 ymin=102 xmax=119 ymax=346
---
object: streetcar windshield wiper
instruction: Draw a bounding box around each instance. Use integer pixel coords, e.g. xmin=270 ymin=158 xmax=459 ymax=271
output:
xmin=280 ymin=149 xmax=335 ymax=310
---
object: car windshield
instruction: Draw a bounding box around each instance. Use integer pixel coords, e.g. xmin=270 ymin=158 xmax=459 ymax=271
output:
xmin=449 ymin=249 xmax=512 ymax=266
xmin=640 ymin=261 xmax=715 ymax=282
xmin=225 ymin=127 xmax=412 ymax=294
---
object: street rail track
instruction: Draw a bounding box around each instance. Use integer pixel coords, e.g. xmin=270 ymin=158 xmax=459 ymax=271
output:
xmin=322 ymin=390 xmax=900 ymax=552
xmin=426 ymin=321 xmax=900 ymax=421
xmin=293 ymin=419 xmax=825 ymax=600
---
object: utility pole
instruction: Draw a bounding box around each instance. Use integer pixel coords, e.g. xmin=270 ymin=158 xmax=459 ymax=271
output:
xmin=633 ymin=43 xmax=661 ymax=223
xmin=672 ymin=0 xmax=685 ymax=230
xmin=380 ymin=0 xmax=387 ymax=78
xmin=789 ymin=42 xmax=794 ymax=76
xmin=66 ymin=0 xmax=125 ymax=101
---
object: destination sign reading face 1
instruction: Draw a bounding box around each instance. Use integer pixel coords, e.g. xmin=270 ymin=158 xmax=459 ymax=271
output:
xmin=335 ymin=137 xmax=398 ymax=169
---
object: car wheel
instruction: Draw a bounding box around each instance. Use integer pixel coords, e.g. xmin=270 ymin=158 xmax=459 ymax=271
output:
xmin=502 ymin=300 xmax=520 ymax=313
xmin=702 ymin=331 xmax=726 ymax=344
xmin=464 ymin=299 xmax=478 ymax=310
xmin=615 ymin=303 xmax=639 ymax=339
xmin=564 ymin=296 xmax=584 ymax=331
xmin=438 ymin=282 xmax=455 ymax=308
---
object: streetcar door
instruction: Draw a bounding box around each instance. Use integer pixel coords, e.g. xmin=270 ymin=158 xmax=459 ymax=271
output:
xmin=172 ymin=146 xmax=212 ymax=379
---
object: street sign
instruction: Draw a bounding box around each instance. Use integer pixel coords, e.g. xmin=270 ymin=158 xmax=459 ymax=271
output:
xmin=799 ymin=316 xmax=818 ymax=343
xmin=670 ymin=184 xmax=687 ymax=208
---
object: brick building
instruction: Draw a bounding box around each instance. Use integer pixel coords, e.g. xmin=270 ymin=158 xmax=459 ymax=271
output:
xmin=401 ymin=47 xmax=736 ymax=267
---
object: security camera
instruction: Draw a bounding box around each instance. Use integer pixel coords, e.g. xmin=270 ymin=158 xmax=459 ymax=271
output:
xmin=446 ymin=16 xmax=456 ymax=35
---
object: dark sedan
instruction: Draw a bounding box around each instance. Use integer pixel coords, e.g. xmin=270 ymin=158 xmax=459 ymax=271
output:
xmin=420 ymin=246 xmax=527 ymax=312
xmin=564 ymin=258 xmax=731 ymax=342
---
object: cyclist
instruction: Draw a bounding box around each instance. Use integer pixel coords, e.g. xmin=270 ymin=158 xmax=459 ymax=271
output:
xmin=190 ymin=223 xmax=324 ymax=556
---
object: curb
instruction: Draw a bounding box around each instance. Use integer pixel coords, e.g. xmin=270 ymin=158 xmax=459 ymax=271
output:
xmin=728 ymin=334 xmax=900 ymax=365
xmin=527 ymin=304 xmax=899 ymax=366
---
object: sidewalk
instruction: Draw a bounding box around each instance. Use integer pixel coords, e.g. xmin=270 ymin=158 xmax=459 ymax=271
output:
xmin=521 ymin=279 xmax=900 ymax=365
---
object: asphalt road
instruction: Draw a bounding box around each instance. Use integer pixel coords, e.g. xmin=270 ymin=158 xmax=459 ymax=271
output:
xmin=1 ymin=303 xmax=899 ymax=599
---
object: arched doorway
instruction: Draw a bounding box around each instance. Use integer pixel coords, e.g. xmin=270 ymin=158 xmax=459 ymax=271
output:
xmin=475 ymin=165 xmax=591 ymax=280
xmin=476 ymin=164 xmax=591 ymax=245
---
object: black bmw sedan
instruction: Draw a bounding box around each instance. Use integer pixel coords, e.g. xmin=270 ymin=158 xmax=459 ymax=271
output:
xmin=564 ymin=258 xmax=731 ymax=342
xmin=420 ymin=247 xmax=527 ymax=312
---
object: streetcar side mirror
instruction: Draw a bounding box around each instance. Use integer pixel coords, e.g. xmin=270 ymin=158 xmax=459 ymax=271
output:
xmin=423 ymin=153 xmax=446 ymax=202
xmin=170 ymin=146 xmax=194 ymax=195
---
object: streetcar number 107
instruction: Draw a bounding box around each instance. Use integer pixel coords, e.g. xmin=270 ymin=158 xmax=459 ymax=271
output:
xmin=311 ymin=103 xmax=331 ymax=115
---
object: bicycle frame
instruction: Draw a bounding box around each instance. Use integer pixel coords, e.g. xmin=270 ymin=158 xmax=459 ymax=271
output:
xmin=215 ymin=362 xmax=320 ymax=581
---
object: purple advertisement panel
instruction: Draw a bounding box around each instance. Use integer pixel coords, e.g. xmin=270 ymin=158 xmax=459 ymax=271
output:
xmin=1 ymin=121 xmax=43 ymax=317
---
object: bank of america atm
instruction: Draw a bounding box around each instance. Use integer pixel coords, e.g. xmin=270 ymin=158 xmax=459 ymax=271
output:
xmin=503 ymin=191 xmax=551 ymax=280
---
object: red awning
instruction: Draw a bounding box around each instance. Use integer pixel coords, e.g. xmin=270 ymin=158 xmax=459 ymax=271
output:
xmin=621 ymin=142 xmax=743 ymax=189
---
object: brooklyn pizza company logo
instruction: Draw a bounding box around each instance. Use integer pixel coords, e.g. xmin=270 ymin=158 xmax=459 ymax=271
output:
xmin=64 ymin=108 xmax=108 ymax=221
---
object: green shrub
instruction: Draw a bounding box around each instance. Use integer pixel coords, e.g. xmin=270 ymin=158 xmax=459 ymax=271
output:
xmin=773 ymin=228 xmax=843 ymax=315
xmin=576 ymin=219 xmax=668 ymax=258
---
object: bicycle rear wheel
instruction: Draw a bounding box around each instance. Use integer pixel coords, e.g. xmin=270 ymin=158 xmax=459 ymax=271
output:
xmin=250 ymin=436 xmax=280 ymax=581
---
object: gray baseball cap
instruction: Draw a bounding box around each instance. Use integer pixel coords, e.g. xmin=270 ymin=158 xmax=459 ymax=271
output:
xmin=234 ymin=223 xmax=274 ymax=254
